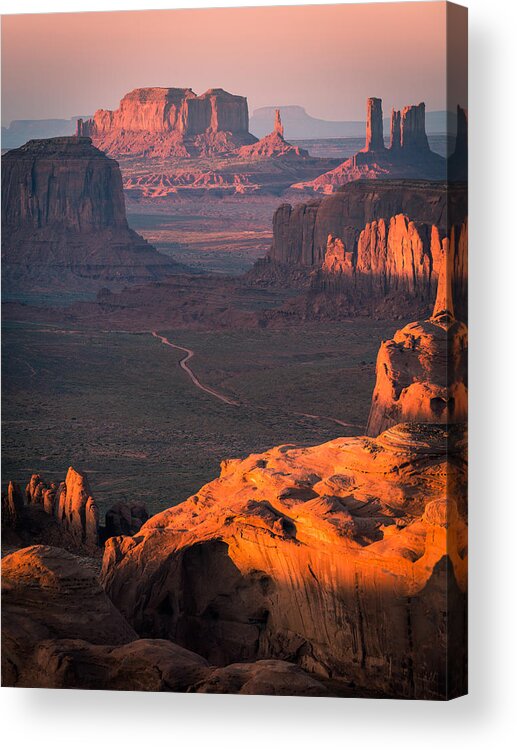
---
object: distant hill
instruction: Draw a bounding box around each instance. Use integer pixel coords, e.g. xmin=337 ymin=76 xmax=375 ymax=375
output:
xmin=1 ymin=117 xmax=90 ymax=149
xmin=250 ymin=106 xmax=456 ymax=140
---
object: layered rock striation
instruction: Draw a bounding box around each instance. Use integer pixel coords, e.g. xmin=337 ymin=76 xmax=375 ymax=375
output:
xmin=77 ymin=87 xmax=257 ymax=157
xmin=1 ymin=136 xmax=178 ymax=291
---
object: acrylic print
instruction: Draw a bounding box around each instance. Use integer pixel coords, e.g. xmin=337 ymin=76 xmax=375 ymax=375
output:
xmin=1 ymin=2 xmax=467 ymax=699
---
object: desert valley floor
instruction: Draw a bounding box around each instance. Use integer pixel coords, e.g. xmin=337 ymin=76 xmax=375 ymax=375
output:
xmin=2 ymin=317 xmax=395 ymax=515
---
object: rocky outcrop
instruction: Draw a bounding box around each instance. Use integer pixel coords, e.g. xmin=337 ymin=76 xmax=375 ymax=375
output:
xmin=294 ymin=97 xmax=446 ymax=192
xmin=101 ymin=418 xmax=467 ymax=699
xmin=1 ymin=137 xmax=178 ymax=292
xmin=1 ymin=482 xmax=24 ymax=531
xmin=22 ymin=467 xmax=99 ymax=549
xmin=2 ymin=544 xmax=328 ymax=695
xmin=237 ymin=110 xmax=309 ymax=161
xmin=270 ymin=180 xmax=467 ymax=268
xmin=365 ymin=97 xmax=384 ymax=152
xmin=389 ymin=109 xmax=401 ymax=151
xmin=78 ymin=87 xmax=257 ymax=158
xmin=366 ymin=259 xmax=468 ymax=436
xmin=400 ymin=103 xmax=429 ymax=151
xmin=1 ymin=545 xmax=136 ymax=684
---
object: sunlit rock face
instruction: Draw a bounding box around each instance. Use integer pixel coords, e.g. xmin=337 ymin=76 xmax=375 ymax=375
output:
xmin=77 ymin=87 xmax=257 ymax=157
xmin=102 ymin=420 xmax=467 ymax=700
xmin=1 ymin=136 xmax=178 ymax=291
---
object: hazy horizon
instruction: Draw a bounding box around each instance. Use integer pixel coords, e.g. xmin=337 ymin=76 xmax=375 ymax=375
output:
xmin=1 ymin=3 xmax=457 ymax=127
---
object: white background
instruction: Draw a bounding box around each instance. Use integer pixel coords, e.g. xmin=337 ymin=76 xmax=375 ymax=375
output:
xmin=1 ymin=1 xmax=516 ymax=748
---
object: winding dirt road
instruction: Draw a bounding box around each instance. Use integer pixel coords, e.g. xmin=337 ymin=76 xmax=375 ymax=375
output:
xmin=151 ymin=331 xmax=239 ymax=406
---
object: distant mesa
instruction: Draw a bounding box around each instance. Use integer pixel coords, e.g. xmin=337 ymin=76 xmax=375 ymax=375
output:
xmin=1 ymin=116 xmax=90 ymax=150
xmin=293 ymin=97 xmax=448 ymax=193
xmin=1 ymin=136 xmax=179 ymax=292
xmin=237 ymin=109 xmax=310 ymax=160
xmin=77 ymin=87 xmax=258 ymax=158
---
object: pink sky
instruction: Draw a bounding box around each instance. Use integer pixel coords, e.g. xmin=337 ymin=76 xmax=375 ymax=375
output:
xmin=2 ymin=3 xmax=454 ymax=125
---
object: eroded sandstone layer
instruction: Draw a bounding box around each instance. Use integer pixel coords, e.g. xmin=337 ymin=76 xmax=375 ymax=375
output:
xmin=77 ymin=87 xmax=257 ymax=157
xmin=1 ymin=137 xmax=178 ymax=291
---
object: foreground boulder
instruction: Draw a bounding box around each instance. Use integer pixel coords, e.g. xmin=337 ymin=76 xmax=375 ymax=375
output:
xmin=102 ymin=421 xmax=467 ymax=700
xmin=1 ymin=545 xmax=136 ymax=684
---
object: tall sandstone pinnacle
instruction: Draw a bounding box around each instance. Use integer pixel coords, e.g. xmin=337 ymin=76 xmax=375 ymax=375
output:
xmin=24 ymin=466 xmax=100 ymax=548
xmin=1 ymin=136 xmax=177 ymax=291
xmin=294 ymin=98 xmax=446 ymax=193
xmin=365 ymin=97 xmax=384 ymax=151
xmin=274 ymin=109 xmax=284 ymax=138
xmin=401 ymin=102 xmax=430 ymax=151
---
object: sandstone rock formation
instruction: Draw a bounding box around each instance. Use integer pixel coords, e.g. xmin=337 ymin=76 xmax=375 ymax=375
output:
xmin=237 ymin=110 xmax=309 ymax=160
xmin=1 ymin=545 xmax=136 ymax=684
xmin=366 ymin=257 xmax=468 ymax=436
xmin=2 ymin=544 xmax=328 ymax=695
xmin=294 ymin=97 xmax=446 ymax=192
xmin=23 ymin=467 xmax=100 ymax=549
xmin=77 ymin=88 xmax=257 ymax=157
xmin=1 ymin=481 xmax=24 ymax=531
xmin=1 ymin=136 xmax=178 ymax=292
xmin=365 ymin=97 xmax=384 ymax=151
xmin=101 ymin=418 xmax=467 ymax=699
xmin=259 ymin=179 xmax=468 ymax=319
xmin=274 ymin=109 xmax=284 ymax=138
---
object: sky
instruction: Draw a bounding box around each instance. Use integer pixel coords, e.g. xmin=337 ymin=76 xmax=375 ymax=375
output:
xmin=1 ymin=3 xmax=458 ymax=126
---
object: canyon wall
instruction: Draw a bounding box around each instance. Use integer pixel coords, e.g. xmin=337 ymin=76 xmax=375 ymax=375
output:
xmin=1 ymin=136 xmax=178 ymax=291
xmin=77 ymin=87 xmax=257 ymax=157
xmin=265 ymin=180 xmax=468 ymax=317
